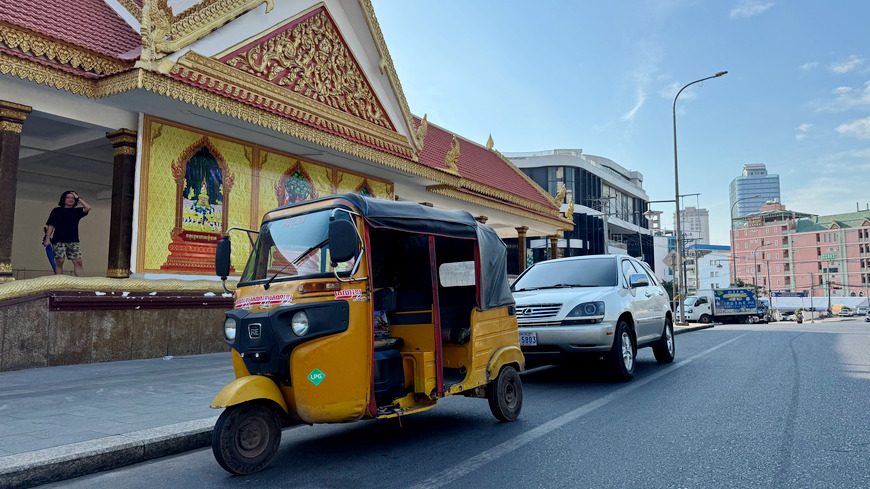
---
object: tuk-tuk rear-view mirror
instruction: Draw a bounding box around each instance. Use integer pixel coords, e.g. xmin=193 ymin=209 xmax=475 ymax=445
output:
xmin=328 ymin=218 xmax=359 ymax=264
xmin=216 ymin=236 xmax=232 ymax=279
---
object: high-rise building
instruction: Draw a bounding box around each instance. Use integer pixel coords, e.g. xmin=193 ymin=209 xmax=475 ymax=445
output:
xmin=729 ymin=163 xmax=781 ymax=218
xmin=675 ymin=206 xmax=710 ymax=245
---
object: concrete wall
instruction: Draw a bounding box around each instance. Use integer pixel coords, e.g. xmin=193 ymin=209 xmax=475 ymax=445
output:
xmin=0 ymin=295 xmax=229 ymax=372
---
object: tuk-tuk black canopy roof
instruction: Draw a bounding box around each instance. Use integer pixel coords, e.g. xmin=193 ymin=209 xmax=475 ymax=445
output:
xmin=276 ymin=194 xmax=514 ymax=310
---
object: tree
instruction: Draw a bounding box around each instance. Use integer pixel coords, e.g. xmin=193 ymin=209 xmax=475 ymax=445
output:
xmin=662 ymin=280 xmax=675 ymax=300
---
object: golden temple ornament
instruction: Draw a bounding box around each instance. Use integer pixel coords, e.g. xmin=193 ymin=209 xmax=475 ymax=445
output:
xmin=445 ymin=135 xmax=460 ymax=172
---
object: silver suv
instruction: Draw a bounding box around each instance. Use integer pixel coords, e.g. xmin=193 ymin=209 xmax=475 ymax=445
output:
xmin=511 ymin=255 xmax=674 ymax=381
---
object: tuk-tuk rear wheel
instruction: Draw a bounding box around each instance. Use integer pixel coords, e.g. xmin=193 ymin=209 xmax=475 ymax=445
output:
xmin=487 ymin=365 xmax=522 ymax=422
xmin=212 ymin=403 xmax=282 ymax=475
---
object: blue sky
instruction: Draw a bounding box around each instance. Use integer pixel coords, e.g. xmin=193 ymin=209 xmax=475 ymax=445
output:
xmin=371 ymin=0 xmax=870 ymax=245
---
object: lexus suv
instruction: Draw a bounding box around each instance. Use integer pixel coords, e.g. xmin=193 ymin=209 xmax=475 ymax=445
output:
xmin=511 ymin=255 xmax=674 ymax=381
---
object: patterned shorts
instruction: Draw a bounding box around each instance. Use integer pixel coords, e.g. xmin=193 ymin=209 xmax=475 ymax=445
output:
xmin=53 ymin=242 xmax=82 ymax=260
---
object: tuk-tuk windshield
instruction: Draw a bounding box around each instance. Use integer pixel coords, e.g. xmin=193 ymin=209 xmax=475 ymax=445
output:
xmin=240 ymin=209 xmax=355 ymax=283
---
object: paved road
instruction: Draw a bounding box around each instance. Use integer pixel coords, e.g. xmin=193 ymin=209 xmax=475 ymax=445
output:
xmin=37 ymin=319 xmax=870 ymax=489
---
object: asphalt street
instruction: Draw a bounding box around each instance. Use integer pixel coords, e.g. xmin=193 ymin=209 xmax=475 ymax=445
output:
xmin=34 ymin=318 xmax=870 ymax=489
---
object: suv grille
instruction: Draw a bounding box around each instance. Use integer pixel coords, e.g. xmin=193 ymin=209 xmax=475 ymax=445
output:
xmin=517 ymin=304 xmax=562 ymax=323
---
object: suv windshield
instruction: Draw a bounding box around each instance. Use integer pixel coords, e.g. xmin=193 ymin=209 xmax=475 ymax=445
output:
xmin=240 ymin=209 xmax=355 ymax=283
xmin=512 ymin=257 xmax=617 ymax=291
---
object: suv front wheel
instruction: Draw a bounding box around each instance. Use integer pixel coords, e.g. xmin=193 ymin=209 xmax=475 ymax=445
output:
xmin=608 ymin=320 xmax=635 ymax=382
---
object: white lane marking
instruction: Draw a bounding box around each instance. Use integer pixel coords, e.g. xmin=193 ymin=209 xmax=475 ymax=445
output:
xmin=413 ymin=332 xmax=750 ymax=489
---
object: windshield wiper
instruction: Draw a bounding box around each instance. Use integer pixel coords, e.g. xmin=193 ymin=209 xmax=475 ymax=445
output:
xmin=263 ymin=239 xmax=328 ymax=290
xmin=537 ymin=283 xmax=596 ymax=289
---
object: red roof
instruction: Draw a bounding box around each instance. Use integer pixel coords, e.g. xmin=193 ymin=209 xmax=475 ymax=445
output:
xmin=415 ymin=117 xmax=556 ymax=209
xmin=0 ymin=0 xmax=141 ymax=60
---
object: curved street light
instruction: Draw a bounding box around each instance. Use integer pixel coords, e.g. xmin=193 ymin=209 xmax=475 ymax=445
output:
xmin=673 ymin=71 xmax=727 ymax=324
xmin=730 ymin=194 xmax=760 ymax=285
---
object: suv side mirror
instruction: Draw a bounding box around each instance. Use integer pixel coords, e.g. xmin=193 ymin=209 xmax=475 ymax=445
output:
xmin=215 ymin=235 xmax=231 ymax=279
xmin=328 ymin=218 xmax=358 ymax=265
xmin=629 ymin=273 xmax=649 ymax=288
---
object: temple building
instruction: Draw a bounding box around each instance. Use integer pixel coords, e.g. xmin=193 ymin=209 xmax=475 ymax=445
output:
xmin=0 ymin=0 xmax=570 ymax=370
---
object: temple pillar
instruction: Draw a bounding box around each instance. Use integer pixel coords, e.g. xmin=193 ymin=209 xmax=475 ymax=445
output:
xmin=105 ymin=129 xmax=138 ymax=278
xmin=549 ymin=234 xmax=559 ymax=260
xmin=515 ymin=226 xmax=529 ymax=273
xmin=0 ymin=101 xmax=32 ymax=282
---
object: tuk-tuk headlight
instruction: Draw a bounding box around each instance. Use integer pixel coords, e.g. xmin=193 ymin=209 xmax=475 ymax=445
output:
xmin=224 ymin=317 xmax=237 ymax=341
xmin=291 ymin=311 xmax=309 ymax=336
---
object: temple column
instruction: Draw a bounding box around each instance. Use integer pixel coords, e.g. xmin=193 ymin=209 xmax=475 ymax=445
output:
xmin=516 ymin=226 xmax=529 ymax=273
xmin=105 ymin=129 xmax=138 ymax=278
xmin=549 ymin=234 xmax=559 ymax=260
xmin=0 ymin=101 xmax=32 ymax=282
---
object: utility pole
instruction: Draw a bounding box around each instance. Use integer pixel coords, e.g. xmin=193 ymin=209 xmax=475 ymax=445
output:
xmin=809 ymin=272 xmax=815 ymax=323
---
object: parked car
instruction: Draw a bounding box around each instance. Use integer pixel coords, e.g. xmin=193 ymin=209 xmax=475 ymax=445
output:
xmin=856 ymin=306 xmax=869 ymax=316
xmin=865 ymin=313 xmax=870 ymax=323
xmin=838 ymin=308 xmax=854 ymax=317
xmin=511 ymin=255 xmax=674 ymax=381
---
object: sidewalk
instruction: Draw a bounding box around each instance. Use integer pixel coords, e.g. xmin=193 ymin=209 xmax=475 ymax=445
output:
xmin=1 ymin=325 xmax=715 ymax=488
xmin=0 ymin=353 xmax=232 ymax=488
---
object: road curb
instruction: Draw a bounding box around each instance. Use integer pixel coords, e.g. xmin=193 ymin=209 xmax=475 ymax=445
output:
xmin=0 ymin=416 xmax=218 ymax=489
xmin=673 ymin=324 xmax=714 ymax=335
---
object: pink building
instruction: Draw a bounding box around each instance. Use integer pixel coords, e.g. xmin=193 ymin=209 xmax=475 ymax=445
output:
xmin=731 ymin=202 xmax=870 ymax=298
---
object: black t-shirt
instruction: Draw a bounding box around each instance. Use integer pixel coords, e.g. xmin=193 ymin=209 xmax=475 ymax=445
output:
xmin=46 ymin=207 xmax=87 ymax=243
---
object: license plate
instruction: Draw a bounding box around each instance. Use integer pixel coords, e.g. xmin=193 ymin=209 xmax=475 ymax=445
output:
xmin=518 ymin=331 xmax=537 ymax=346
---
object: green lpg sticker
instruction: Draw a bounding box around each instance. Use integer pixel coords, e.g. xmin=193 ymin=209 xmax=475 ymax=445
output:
xmin=307 ymin=368 xmax=326 ymax=386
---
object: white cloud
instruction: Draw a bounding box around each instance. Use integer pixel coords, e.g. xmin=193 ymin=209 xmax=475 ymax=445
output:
xmin=621 ymin=93 xmax=646 ymax=122
xmin=800 ymin=62 xmax=819 ymax=71
xmin=660 ymin=81 xmax=697 ymax=101
xmin=795 ymin=123 xmax=812 ymax=141
xmin=729 ymin=1 xmax=774 ymax=19
xmin=836 ymin=117 xmax=870 ymax=139
xmin=829 ymin=55 xmax=864 ymax=74
xmin=813 ymin=81 xmax=870 ymax=112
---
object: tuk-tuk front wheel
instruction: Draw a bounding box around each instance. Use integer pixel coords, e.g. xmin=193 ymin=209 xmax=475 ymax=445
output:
xmin=212 ymin=403 xmax=282 ymax=475
xmin=488 ymin=365 xmax=523 ymax=422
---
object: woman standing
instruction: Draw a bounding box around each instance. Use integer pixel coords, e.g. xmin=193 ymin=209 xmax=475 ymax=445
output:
xmin=44 ymin=191 xmax=91 ymax=276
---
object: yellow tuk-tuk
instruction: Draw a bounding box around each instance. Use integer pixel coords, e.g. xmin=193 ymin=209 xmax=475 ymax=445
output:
xmin=210 ymin=194 xmax=524 ymax=474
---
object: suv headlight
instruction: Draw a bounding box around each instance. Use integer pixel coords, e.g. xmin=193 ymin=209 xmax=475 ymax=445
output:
xmin=291 ymin=311 xmax=309 ymax=336
xmin=224 ymin=317 xmax=237 ymax=342
xmin=565 ymin=301 xmax=605 ymax=324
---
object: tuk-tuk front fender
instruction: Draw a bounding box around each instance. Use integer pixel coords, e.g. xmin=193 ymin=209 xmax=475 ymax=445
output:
xmin=487 ymin=346 xmax=525 ymax=382
xmin=210 ymin=375 xmax=288 ymax=414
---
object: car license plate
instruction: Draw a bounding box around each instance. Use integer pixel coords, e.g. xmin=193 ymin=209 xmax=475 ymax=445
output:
xmin=518 ymin=331 xmax=537 ymax=346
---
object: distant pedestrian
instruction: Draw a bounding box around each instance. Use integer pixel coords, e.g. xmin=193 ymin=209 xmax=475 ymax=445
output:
xmin=44 ymin=191 xmax=90 ymax=276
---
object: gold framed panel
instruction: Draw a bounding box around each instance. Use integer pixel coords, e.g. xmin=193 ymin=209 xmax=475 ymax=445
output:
xmin=137 ymin=115 xmax=392 ymax=276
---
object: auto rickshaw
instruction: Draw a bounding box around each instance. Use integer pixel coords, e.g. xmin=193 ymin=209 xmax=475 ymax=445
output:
xmin=210 ymin=194 xmax=524 ymax=474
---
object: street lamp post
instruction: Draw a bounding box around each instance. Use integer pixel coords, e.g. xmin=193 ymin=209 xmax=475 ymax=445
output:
xmin=730 ymin=194 xmax=760 ymax=285
xmin=753 ymin=242 xmax=763 ymax=296
xmin=673 ymin=71 xmax=727 ymax=324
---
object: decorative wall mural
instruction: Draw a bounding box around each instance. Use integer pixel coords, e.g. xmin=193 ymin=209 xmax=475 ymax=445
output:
xmin=161 ymin=138 xmax=234 ymax=273
xmin=138 ymin=116 xmax=393 ymax=276
xmin=275 ymin=164 xmax=317 ymax=205
xmin=182 ymin=146 xmax=224 ymax=234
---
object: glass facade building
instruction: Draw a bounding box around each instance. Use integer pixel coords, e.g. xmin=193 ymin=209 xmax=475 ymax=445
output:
xmin=505 ymin=149 xmax=653 ymax=274
xmin=729 ymin=163 xmax=781 ymax=218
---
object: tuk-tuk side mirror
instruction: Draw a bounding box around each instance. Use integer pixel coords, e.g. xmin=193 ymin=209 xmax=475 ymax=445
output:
xmin=215 ymin=235 xmax=232 ymax=280
xmin=328 ymin=218 xmax=358 ymax=265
